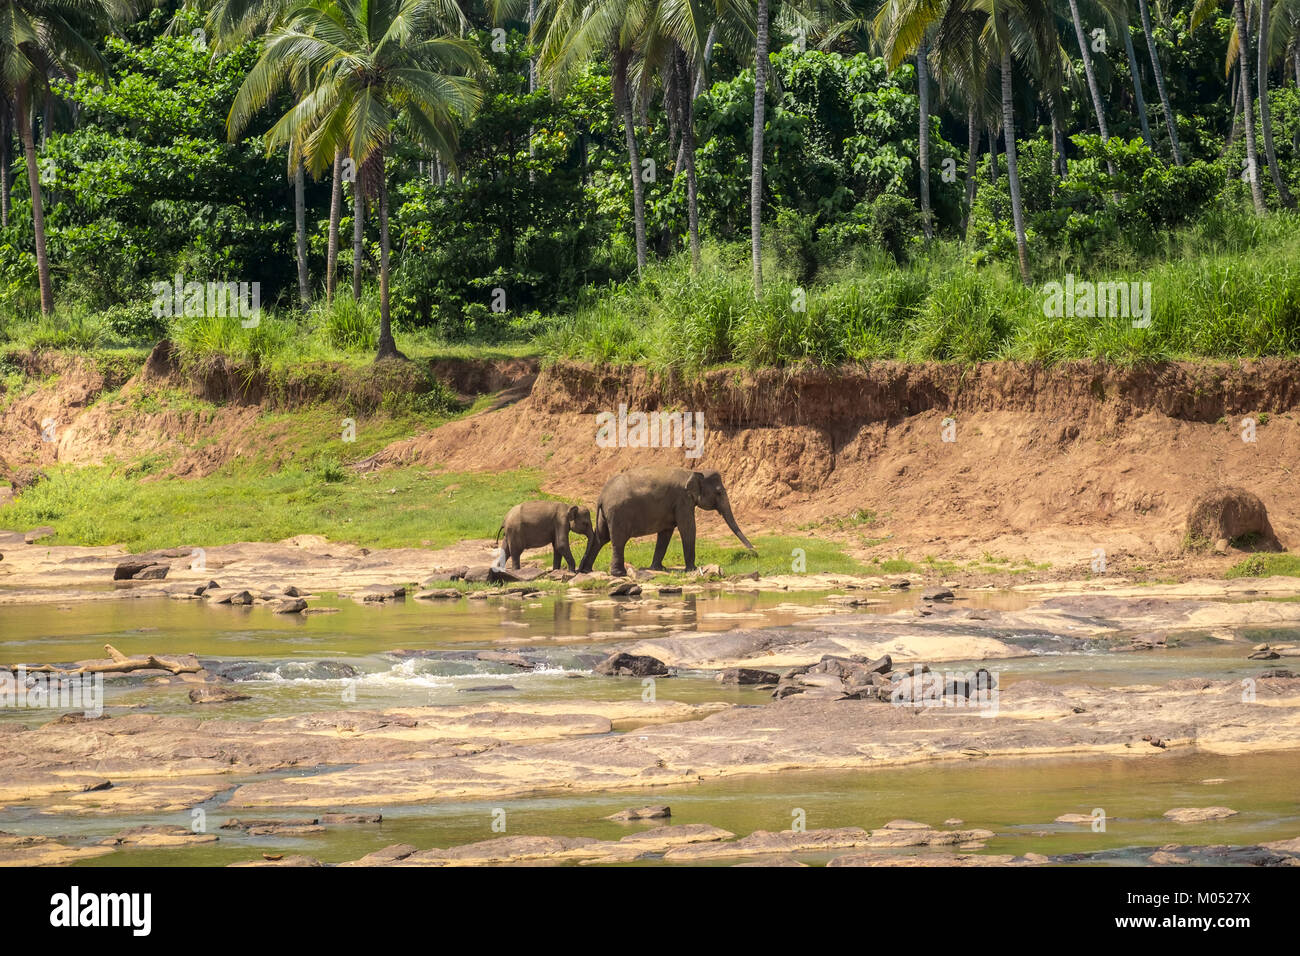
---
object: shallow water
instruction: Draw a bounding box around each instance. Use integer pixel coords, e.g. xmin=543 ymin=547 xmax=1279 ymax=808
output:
xmin=2 ymin=586 xmax=1298 ymax=865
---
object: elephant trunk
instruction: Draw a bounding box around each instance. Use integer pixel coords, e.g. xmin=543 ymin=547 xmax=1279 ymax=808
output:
xmin=716 ymin=494 xmax=756 ymax=553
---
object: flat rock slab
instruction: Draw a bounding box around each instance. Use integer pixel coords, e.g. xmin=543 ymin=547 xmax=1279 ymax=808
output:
xmin=0 ymin=701 xmax=730 ymax=812
xmin=379 ymin=824 xmax=736 ymax=866
xmin=99 ymin=825 xmax=219 ymax=848
xmin=1163 ymin=806 xmax=1239 ymax=823
xmin=225 ymin=677 xmax=1300 ymax=809
xmin=0 ymin=833 xmax=117 ymax=866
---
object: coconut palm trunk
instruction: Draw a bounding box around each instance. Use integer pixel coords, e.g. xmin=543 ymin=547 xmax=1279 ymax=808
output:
xmin=614 ymin=54 xmax=647 ymax=276
xmin=18 ymin=86 xmax=52 ymax=315
xmin=1 ymin=103 xmax=10 ymax=227
xmin=1137 ymin=0 xmax=1182 ymax=164
xmin=352 ymin=178 xmax=365 ymax=300
xmin=1259 ymin=0 xmax=1295 ymax=207
xmin=751 ymin=0 xmax=770 ymax=295
xmin=999 ymin=36 xmax=1030 ymax=284
xmin=326 ymin=148 xmax=343 ymax=301
xmin=917 ymin=36 xmax=933 ymax=240
xmin=1233 ymin=0 xmax=1268 ymax=213
xmin=1123 ymin=24 xmax=1153 ymax=149
xmin=376 ymin=162 xmax=403 ymax=360
xmin=295 ymin=161 xmax=310 ymax=306
xmin=988 ymin=123 xmax=998 ymax=181
xmin=964 ymin=105 xmax=979 ymax=232
xmin=1067 ymin=0 xmax=1111 ymax=141
xmin=677 ymin=51 xmax=701 ymax=272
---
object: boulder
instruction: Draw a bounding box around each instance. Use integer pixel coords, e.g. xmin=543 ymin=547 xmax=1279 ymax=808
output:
xmin=921 ymin=587 xmax=955 ymax=601
xmin=23 ymin=526 xmax=55 ymax=544
xmin=717 ymin=668 xmax=781 ymax=685
xmin=114 ymin=561 xmax=151 ymax=580
xmin=414 ymin=588 xmax=462 ymax=600
xmin=609 ymin=581 xmax=642 ymax=597
xmin=488 ymin=566 xmax=547 ymax=584
xmin=273 ymin=598 xmax=308 ymax=614
xmin=1185 ymin=486 xmax=1282 ymax=550
xmin=189 ymin=686 xmax=251 ymax=704
xmin=606 ymin=806 xmax=671 ymax=822
xmin=594 ymin=652 xmax=670 ymax=678
xmin=1163 ymin=807 xmax=1238 ymax=823
xmin=462 ymin=566 xmax=493 ymax=583
xmin=133 ymin=564 xmax=170 ymax=580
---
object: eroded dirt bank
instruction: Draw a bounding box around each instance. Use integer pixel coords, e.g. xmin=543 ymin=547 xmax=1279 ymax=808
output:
xmin=4 ymin=351 xmax=1299 ymax=574
xmin=360 ymin=359 xmax=1300 ymax=569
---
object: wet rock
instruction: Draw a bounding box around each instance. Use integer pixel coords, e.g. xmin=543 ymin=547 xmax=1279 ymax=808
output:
xmin=320 ymin=813 xmax=382 ymax=825
xmin=921 ymin=587 xmax=955 ymax=601
xmin=99 ymin=825 xmax=218 ymax=848
xmin=342 ymin=843 xmax=418 ymax=866
xmin=1163 ymin=806 xmax=1238 ymax=823
xmin=189 ymin=686 xmax=251 ymax=704
xmin=273 ymin=598 xmax=307 ymax=614
xmin=609 ymin=581 xmax=643 ymax=597
xmin=594 ymin=652 xmax=669 ymax=678
xmin=230 ymin=854 xmax=323 ymax=867
xmin=462 ymin=566 xmax=493 ymax=583
xmin=657 ymin=585 xmax=682 ymax=595
xmin=1248 ymin=644 xmax=1280 ymax=661
xmin=476 ymin=651 xmax=535 ymax=669
xmin=424 ymin=568 xmax=468 ymax=584
xmin=606 ymin=805 xmax=671 ymax=822
xmin=132 ymin=564 xmax=170 ymax=580
xmin=221 ymin=817 xmax=320 ymax=831
xmin=1131 ymin=631 xmax=1167 ymax=649
xmin=415 ymin=588 xmax=462 ymax=600
xmin=355 ymin=585 xmax=406 ymax=603
xmin=489 ymin=566 xmax=547 ymax=584
xmin=457 ymin=685 xmax=518 ymax=693
xmin=694 ymin=564 xmax=722 ymax=578
xmin=717 ymin=668 xmax=781 ymax=685
xmin=0 ymin=833 xmax=115 ymax=866
xmin=113 ymin=561 xmax=151 ymax=580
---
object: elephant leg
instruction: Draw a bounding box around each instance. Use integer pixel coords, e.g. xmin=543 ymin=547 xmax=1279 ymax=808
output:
xmin=610 ymin=534 xmax=629 ymax=578
xmin=561 ymin=545 xmax=577 ymax=572
xmin=510 ymin=540 xmax=521 ymax=570
xmin=579 ymin=525 xmax=608 ymax=573
xmin=677 ymin=510 xmax=697 ymax=571
xmin=650 ymin=529 xmax=673 ymax=571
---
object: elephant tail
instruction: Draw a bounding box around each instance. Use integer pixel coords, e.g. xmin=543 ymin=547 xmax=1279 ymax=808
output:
xmin=493 ymin=525 xmax=504 ymax=547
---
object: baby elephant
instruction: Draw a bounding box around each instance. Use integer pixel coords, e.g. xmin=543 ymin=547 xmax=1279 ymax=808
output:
xmin=493 ymin=501 xmax=596 ymax=572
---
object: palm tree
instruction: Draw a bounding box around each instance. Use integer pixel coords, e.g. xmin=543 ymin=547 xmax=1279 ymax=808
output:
xmin=0 ymin=0 xmax=122 ymax=315
xmin=885 ymin=0 xmax=1059 ymax=282
xmin=751 ymin=0 xmax=770 ymax=293
xmin=1136 ymin=0 xmax=1182 ymax=163
xmin=1119 ymin=10 xmax=1152 ymax=148
xmin=535 ymin=0 xmax=654 ymax=276
xmin=230 ymin=0 xmax=481 ymax=359
xmin=1258 ymin=0 xmax=1294 ymax=205
xmin=634 ymin=0 xmax=754 ymax=272
xmin=1065 ymin=0 xmax=1110 ymax=142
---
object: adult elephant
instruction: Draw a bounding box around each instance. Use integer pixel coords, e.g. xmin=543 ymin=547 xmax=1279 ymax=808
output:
xmin=579 ymin=467 xmax=756 ymax=577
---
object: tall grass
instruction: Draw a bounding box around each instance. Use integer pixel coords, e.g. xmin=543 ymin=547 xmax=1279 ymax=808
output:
xmin=541 ymin=212 xmax=1300 ymax=370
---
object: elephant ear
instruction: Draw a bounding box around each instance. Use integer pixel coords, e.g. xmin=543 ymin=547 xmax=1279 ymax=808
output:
xmin=684 ymin=471 xmax=704 ymax=505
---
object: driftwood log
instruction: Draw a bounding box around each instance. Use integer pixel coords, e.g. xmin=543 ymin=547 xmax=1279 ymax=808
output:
xmin=2 ymin=644 xmax=201 ymax=676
